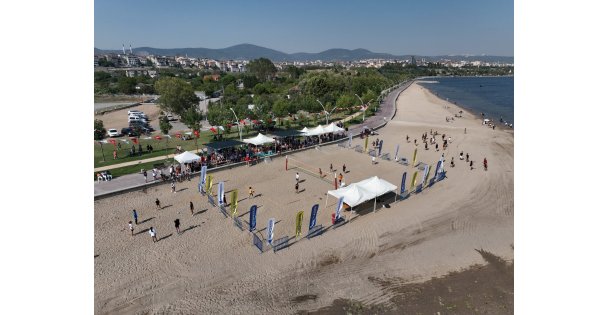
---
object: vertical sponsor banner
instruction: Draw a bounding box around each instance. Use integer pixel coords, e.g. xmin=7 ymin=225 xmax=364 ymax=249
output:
xmin=434 ymin=161 xmax=441 ymax=180
xmin=394 ymin=144 xmax=400 ymax=161
xmin=348 ymin=133 xmax=353 ymax=147
xmin=230 ymin=190 xmax=238 ymax=217
xmin=412 ymin=148 xmax=418 ymax=166
xmin=309 ymin=204 xmax=319 ymax=230
xmin=400 ymin=172 xmax=407 ymax=194
xmin=335 ymin=196 xmax=344 ymax=220
xmin=217 ymin=181 xmax=224 ymax=206
xmin=421 ymin=165 xmax=429 ymax=187
xmin=424 ymin=165 xmax=433 ymax=186
xmin=364 ymin=136 xmax=369 ymax=152
xmin=410 ymin=171 xmax=418 ymax=191
xmin=439 ymin=159 xmax=445 ymax=174
xmin=198 ymin=166 xmax=207 ymax=193
xmin=295 ymin=211 xmax=304 ymax=237
xmin=206 ymin=175 xmax=213 ymax=193
xmin=267 ymin=218 xmax=275 ymax=245
xmin=249 ymin=205 xmax=257 ymax=231
xmin=378 ymin=140 xmax=383 ymax=155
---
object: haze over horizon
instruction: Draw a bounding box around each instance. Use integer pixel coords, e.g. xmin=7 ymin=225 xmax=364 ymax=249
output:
xmin=95 ymin=0 xmax=513 ymax=56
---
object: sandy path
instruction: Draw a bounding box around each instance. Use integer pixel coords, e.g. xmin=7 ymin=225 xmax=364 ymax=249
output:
xmin=94 ymin=82 xmax=513 ymax=314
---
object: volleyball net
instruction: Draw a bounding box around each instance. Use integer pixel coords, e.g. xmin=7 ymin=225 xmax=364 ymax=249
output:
xmin=287 ymin=156 xmax=334 ymax=185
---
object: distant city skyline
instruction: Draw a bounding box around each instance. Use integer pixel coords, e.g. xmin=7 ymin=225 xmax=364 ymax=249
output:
xmin=95 ymin=0 xmax=514 ymax=56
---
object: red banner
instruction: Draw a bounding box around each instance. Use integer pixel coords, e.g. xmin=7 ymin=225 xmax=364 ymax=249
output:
xmin=175 ymin=133 xmax=182 ymax=138
xmin=108 ymin=139 xmax=117 ymax=147
xmin=194 ymin=130 xmax=200 ymax=138
xmin=210 ymin=127 xmax=217 ymax=134
xmin=154 ymin=135 xmax=162 ymax=140
xmin=131 ymin=137 xmax=138 ymax=144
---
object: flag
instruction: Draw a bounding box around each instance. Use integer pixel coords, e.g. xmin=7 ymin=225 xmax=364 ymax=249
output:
xmin=108 ymin=139 xmax=117 ymax=147
xmin=295 ymin=211 xmax=304 ymax=237
xmin=394 ymin=144 xmax=400 ymax=161
xmin=217 ymin=182 xmax=225 ymax=206
xmin=199 ymin=166 xmax=207 ymax=193
xmin=412 ymin=148 xmax=418 ymax=165
xmin=400 ymin=172 xmax=407 ymax=194
xmin=410 ymin=171 xmax=418 ymax=190
xmin=194 ymin=130 xmax=200 ymax=138
xmin=421 ymin=165 xmax=429 ymax=187
xmin=249 ymin=205 xmax=257 ymax=231
xmin=131 ymin=137 xmax=138 ymax=145
xmin=206 ymin=175 xmax=213 ymax=193
xmin=155 ymin=135 xmax=162 ymax=140
xmin=210 ymin=127 xmax=217 ymax=133
xmin=309 ymin=204 xmax=319 ymax=230
xmin=336 ymin=196 xmax=344 ymax=220
xmin=230 ymin=190 xmax=238 ymax=217
xmin=364 ymin=136 xmax=369 ymax=152
xmin=175 ymin=133 xmax=182 ymax=138
xmin=267 ymin=218 xmax=275 ymax=245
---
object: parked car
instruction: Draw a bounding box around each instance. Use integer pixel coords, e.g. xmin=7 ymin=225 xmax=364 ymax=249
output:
xmin=132 ymin=125 xmax=152 ymax=135
xmin=121 ymin=127 xmax=140 ymax=137
xmin=166 ymin=114 xmax=176 ymax=121
xmin=107 ymin=128 xmax=121 ymax=137
xmin=128 ymin=116 xmax=147 ymax=124
xmin=128 ymin=110 xmax=143 ymax=115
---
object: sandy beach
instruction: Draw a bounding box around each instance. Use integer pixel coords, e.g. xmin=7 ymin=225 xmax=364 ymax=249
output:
xmin=94 ymin=82 xmax=514 ymax=314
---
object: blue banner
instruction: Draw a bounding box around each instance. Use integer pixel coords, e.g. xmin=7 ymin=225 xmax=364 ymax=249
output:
xmin=249 ymin=205 xmax=257 ymax=232
xmin=421 ymin=165 xmax=429 ymax=186
xmin=336 ymin=196 xmax=344 ymax=220
xmin=309 ymin=204 xmax=319 ymax=230
xmin=218 ymin=181 xmax=224 ymax=206
xmin=378 ymin=140 xmax=383 ymax=155
xmin=395 ymin=144 xmax=400 ymax=161
xmin=400 ymin=171 xmax=407 ymax=194
xmin=267 ymin=218 xmax=275 ymax=245
xmin=434 ymin=161 xmax=441 ymax=180
xmin=199 ymin=166 xmax=207 ymax=187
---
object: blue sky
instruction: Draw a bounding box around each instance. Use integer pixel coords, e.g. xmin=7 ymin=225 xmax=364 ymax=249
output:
xmin=95 ymin=0 xmax=513 ymax=56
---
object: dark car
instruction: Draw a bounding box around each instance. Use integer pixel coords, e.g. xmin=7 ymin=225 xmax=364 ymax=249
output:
xmin=121 ymin=127 xmax=140 ymax=137
xmin=129 ymin=120 xmax=153 ymax=130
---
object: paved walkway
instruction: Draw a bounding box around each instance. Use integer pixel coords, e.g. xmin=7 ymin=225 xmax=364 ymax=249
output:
xmin=95 ymin=152 xmax=184 ymax=172
xmin=94 ymin=80 xmax=414 ymax=198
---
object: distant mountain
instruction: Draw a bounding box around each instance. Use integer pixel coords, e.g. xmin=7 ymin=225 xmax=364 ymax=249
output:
xmin=94 ymin=44 xmax=513 ymax=63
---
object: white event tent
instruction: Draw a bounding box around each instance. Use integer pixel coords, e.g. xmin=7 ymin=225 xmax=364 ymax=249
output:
xmin=323 ymin=122 xmax=345 ymax=134
xmin=243 ymin=133 xmax=276 ymax=146
xmin=326 ymin=176 xmax=397 ymax=212
xmin=174 ymin=151 xmax=200 ymax=164
xmin=306 ymin=125 xmax=327 ymax=136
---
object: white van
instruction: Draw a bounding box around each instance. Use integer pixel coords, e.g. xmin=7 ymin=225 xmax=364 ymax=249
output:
xmin=128 ymin=110 xmax=143 ymax=115
xmin=128 ymin=116 xmax=146 ymax=124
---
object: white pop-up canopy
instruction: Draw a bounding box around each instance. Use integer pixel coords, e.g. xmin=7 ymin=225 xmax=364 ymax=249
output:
xmin=243 ymin=133 xmax=275 ymax=146
xmin=300 ymin=127 xmax=309 ymax=134
xmin=174 ymin=151 xmax=200 ymax=164
xmin=326 ymin=176 xmax=397 ymax=210
xmin=306 ymin=125 xmax=327 ymax=136
xmin=323 ymin=122 xmax=345 ymax=134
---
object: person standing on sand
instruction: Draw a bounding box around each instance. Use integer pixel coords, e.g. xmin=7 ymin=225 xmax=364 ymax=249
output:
xmin=174 ymin=219 xmax=181 ymax=234
xmin=318 ymin=168 xmax=323 ymax=177
xmin=128 ymin=221 xmax=134 ymax=236
xmin=460 ymin=151 xmax=464 ymax=160
xmin=466 ymin=153 xmax=470 ymax=162
xmin=149 ymin=227 xmax=157 ymax=243
xmin=435 ymin=143 xmax=439 ymax=151
xmin=406 ymin=135 xmax=409 ymax=143
xmin=295 ymin=182 xmax=299 ymax=194
xmin=143 ymin=169 xmax=148 ymax=183
xmin=451 ymin=157 xmax=455 ymax=167
xmin=249 ymin=186 xmax=255 ymax=199
xmin=342 ymin=164 xmax=346 ymax=173
xmin=470 ymin=160 xmax=474 ymax=170
xmin=414 ymin=139 xmax=417 ymax=146
xmin=484 ymin=158 xmax=488 ymax=171
xmin=330 ymin=163 xmax=334 ymax=172
xmin=155 ymin=198 xmax=161 ymax=210
xmin=338 ymin=173 xmax=343 ymax=185
xmin=190 ymin=201 xmax=194 ymax=215
xmin=132 ymin=209 xmax=138 ymax=225
xmin=295 ymin=172 xmax=300 ymax=183
xmin=171 ymin=180 xmax=176 ymax=193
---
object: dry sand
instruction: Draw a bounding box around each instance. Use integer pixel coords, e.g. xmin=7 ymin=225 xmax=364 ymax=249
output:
xmin=94 ymin=82 xmax=513 ymax=314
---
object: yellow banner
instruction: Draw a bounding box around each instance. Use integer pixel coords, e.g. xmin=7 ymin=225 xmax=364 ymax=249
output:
xmin=206 ymin=175 xmax=213 ymax=193
xmin=364 ymin=136 xmax=369 ymax=152
xmin=230 ymin=190 xmax=238 ymax=217
xmin=412 ymin=148 xmax=418 ymax=166
xmin=410 ymin=171 xmax=418 ymax=190
xmin=424 ymin=165 xmax=433 ymax=186
xmin=295 ymin=211 xmax=304 ymax=237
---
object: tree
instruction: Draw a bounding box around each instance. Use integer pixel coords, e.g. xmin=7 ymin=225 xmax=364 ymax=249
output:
xmin=180 ymin=106 xmax=204 ymax=132
xmin=336 ymin=94 xmax=357 ymax=111
xmin=154 ymin=77 xmax=199 ymax=116
xmin=94 ymin=119 xmax=106 ymax=140
xmin=118 ymin=76 xmax=137 ymax=94
xmin=285 ymin=65 xmax=304 ymax=79
xmin=159 ymin=115 xmax=173 ymax=135
xmin=247 ymin=58 xmax=277 ymax=81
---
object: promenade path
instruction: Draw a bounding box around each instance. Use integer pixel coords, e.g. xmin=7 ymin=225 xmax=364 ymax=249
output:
xmin=94 ymin=80 xmax=413 ymax=198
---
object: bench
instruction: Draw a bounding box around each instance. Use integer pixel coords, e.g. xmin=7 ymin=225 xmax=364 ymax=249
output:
xmin=306 ymin=225 xmax=324 ymax=239
xmin=272 ymin=236 xmax=290 ymax=253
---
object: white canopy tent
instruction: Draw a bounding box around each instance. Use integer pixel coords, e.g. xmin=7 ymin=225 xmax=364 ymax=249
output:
xmin=326 ymin=176 xmax=398 ymax=213
xmin=174 ymin=151 xmax=200 ymax=164
xmin=306 ymin=125 xmax=327 ymax=136
xmin=243 ymin=133 xmax=276 ymax=146
xmin=300 ymin=127 xmax=309 ymax=134
xmin=323 ymin=122 xmax=345 ymax=134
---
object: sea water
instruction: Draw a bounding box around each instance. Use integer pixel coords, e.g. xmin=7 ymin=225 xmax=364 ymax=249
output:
xmin=418 ymin=76 xmax=514 ymax=126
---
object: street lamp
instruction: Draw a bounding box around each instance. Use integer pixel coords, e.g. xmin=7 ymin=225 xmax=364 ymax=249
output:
xmin=355 ymin=94 xmax=365 ymax=122
xmin=316 ymin=99 xmax=337 ymax=125
xmin=229 ymin=107 xmax=243 ymax=141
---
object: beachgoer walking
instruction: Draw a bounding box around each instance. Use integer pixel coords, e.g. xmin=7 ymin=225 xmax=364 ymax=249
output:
xmin=295 ymin=182 xmax=299 ymax=194
xmin=448 ymin=136 xmax=452 ymax=143
xmin=155 ymin=198 xmax=161 ymax=210
xmin=174 ymin=219 xmax=181 ymax=234
xmin=470 ymin=160 xmax=474 ymax=170
xmin=295 ymin=172 xmax=300 ymax=183
xmin=435 ymin=143 xmax=439 ymax=151
xmin=330 ymin=163 xmax=334 ymax=172
xmin=406 ymin=135 xmax=410 ymax=143
xmin=132 ymin=209 xmax=138 ymax=225
xmin=451 ymin=157 xmax=455 ymax=167
xmin=223 ymin=193 xmax=227 ymax=206
xmin=171 ymin=180 xmax=176 ymax=193
xmin=143 ymin=169 xmax=148 ymax=183
xmin=414 ymin=139 xmax=417 ymax=146
xmin=249 ymin=186 xmax=255 ymax=199
xmin=338 ymin=173 xmax=343 ymax=185
xmin=342 ymin=164 xmax=346 ymax=173
xmin=425 ymin=143 xmax=428 ymax=150
xmin=460 ymin=151 xmax=464 ymax=160
xmin=483 ymin=158 xmax=488 ymax=171
xmin=319 ymin=168 xmax=323 ymax=177
xmin=149 ymin=227 xmax=157 ymax=243
xmin=128 ymin=221 xmax=134 ymax=236
xmin=466 ymin=153 xmax=469 ymax=162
